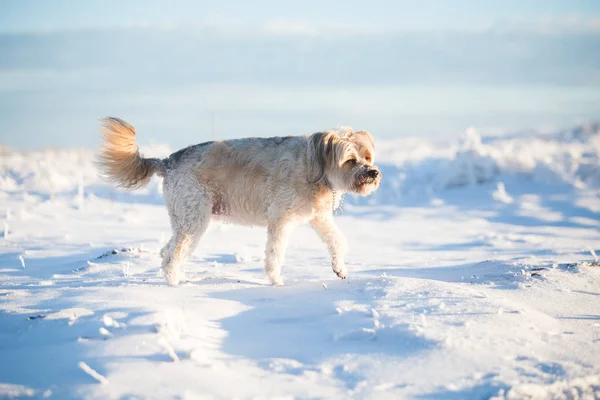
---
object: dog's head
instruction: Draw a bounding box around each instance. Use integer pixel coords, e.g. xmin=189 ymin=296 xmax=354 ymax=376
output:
xmin=307 ymin=128 xmax=381 ymax=195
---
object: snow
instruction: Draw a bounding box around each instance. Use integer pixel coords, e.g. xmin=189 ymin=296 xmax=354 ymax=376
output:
xmin=77 ymin=363 xmax=108 ymax=386
xmin=1 ymin=124 xmax=599 ymax=399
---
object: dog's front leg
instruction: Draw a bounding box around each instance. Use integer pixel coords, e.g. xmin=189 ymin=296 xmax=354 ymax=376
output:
xmin=310 ymin=215 xmax=348 ymax=279
xmin=264 ymin=218 xmax=294 ymax=286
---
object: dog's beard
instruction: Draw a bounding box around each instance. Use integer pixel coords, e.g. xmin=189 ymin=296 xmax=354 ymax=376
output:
xmin=354 ymin=176 xmax=380 ymax=195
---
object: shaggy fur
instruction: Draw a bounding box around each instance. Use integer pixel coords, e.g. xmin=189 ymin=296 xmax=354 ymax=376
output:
xmin=97 ymin=118 xmax=165 ymax=189
xmin=97 ymin=118 xmax=382 ymax=286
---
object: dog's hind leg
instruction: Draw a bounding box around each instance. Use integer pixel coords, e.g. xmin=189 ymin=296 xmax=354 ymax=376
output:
xmin=310 ymin=214 xmax=348 ymax=279
xmin=161 ymin=179 xmax=211 ymax=286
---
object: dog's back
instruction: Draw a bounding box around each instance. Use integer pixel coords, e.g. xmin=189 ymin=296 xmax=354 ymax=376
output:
xmin=163 ymin=136 xmax=312 ymax=226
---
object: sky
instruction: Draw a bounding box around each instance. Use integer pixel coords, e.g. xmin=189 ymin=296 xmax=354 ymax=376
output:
xmin=1 ymin=0 xmax=599 ymax=149
xmin=2 ymin=0 xmax=600 ymax=33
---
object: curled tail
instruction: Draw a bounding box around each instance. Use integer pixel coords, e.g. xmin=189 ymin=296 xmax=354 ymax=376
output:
xmin=97 ymin=117 xmax=165 ymax=189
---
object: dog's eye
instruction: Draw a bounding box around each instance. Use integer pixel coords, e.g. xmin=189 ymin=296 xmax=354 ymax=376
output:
xmin=345 ymin=158 xmax=357 ymax=165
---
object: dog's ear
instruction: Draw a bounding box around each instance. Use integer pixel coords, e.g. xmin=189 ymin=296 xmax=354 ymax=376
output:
xmin=307 ymin=131 xmax=338 ymax=184
xmin=352 ymin=130 xmax=375 ymax=149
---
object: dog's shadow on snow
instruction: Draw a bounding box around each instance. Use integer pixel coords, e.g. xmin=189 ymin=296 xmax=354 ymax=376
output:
xmin=210 ymin=279 xmax=435 ymax=386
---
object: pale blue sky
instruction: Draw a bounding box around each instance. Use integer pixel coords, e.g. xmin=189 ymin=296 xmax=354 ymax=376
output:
xmin=2 ymin=0 xmax=600 ymax=33
xmin=1 ymin=1 xmax=599 ymax=149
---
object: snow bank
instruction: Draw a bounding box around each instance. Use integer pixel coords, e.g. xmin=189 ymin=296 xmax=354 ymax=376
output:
xmin=0 ymin=143 xmax=170 ymax=203
xmin=1 ymin=124 xmax=598 ymax=205
xmin=493 ymin=374 xmax=600 ymax=400
xmin=365 ymin=122 xmax=600 ymax=205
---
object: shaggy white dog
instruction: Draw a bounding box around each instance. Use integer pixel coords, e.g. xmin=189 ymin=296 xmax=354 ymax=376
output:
xmin=97 ymin=118 xmax=382 ymax=286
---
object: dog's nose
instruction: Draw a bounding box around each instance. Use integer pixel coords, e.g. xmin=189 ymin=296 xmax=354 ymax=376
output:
xmin=367 ymin=169 xmax=379 ymax=179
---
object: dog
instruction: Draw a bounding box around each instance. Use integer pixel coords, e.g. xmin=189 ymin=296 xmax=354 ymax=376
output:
xmin=97 ymin=118 xmax=382 ymax=286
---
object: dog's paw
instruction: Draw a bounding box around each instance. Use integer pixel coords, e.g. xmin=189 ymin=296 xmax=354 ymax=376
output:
xmin=269 ymin=275 xmax=285 ymax=286
xmin=334 ymin=267 xmax=348 ymax=280
xmin=166 ymin=276 xmax=180 ymax=286
xmin=163 ymin=269 xmax=183 ymax=286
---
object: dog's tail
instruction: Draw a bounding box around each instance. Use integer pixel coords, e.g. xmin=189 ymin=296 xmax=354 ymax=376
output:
xmin=96 ymin=117 xmax=166 ymax=189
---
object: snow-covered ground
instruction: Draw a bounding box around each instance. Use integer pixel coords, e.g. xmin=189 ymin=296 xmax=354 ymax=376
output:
xmin=1 ymin=124 xmax=599 ymax=399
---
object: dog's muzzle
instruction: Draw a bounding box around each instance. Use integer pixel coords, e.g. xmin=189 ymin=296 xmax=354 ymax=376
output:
xmin=357 ymin=167 xmax=381 ymax=187
xmin=366 ymin=169 xmax=379 ymax=179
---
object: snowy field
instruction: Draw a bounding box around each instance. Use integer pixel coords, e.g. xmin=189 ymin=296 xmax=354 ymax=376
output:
xmin=1 ymin=124 xmax=600 ymax=399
